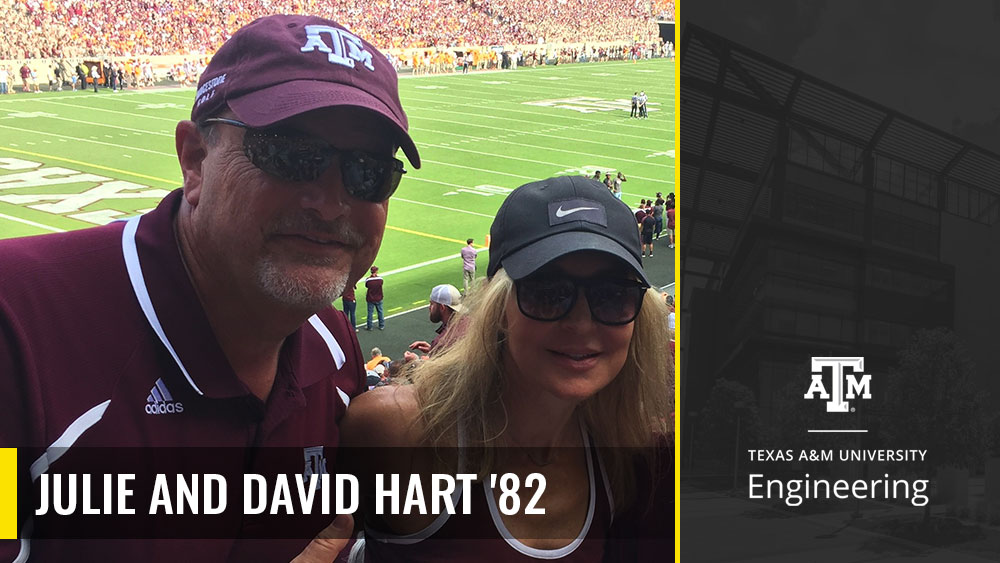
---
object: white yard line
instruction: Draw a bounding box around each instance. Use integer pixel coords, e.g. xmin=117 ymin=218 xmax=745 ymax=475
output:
xmin=0 ymin=123 xmax=175 ymax=157
xmin=0 ymin=212 xmax=66 ymax=232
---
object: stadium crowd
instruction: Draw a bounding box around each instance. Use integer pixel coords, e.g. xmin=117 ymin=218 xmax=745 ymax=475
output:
xmin=1 ymin=0 xmax=664 ymax=59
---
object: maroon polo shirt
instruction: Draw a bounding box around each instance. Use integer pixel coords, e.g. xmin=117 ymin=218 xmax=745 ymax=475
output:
xmin=0 ymin=190 xmax=367 ymax=562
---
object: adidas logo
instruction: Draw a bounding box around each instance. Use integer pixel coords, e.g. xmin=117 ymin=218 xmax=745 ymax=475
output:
xmin=145 ymin=378 xmax=184 ymax=415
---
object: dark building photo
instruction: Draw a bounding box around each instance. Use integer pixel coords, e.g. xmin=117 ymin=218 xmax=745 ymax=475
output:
xmin=679 ymin=20 xmax=1000 ymax=563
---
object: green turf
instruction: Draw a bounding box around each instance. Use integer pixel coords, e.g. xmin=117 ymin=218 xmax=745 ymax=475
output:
xmin=0 ymin=59 xmax=674 ymax=317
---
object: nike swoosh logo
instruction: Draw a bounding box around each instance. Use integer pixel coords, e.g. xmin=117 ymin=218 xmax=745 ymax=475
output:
xmin=555 ymin=206 xmax=599 ymax=218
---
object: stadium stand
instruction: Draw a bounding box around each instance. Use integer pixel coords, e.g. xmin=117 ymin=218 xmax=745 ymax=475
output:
xmin=0 ymin=0 xmax=667 ymax=59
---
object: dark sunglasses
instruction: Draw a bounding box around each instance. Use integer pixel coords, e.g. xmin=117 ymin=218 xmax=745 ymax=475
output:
xmin=201 ymin=117 xmax=406 ymax=202
xmin=515 ymin=275 xmax=649 ymax=326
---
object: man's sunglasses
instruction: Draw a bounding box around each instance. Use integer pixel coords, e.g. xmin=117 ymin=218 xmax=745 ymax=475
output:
xmin=201 ymin=117 xmax=406 ymax=202
xmin=515 ymin=275 xmax=649 ymax=326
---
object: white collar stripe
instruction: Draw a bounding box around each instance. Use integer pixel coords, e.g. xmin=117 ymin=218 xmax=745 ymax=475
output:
xmin=122 ymin=215 xmax=204 ymax=396
xmin=307 ymin=315 xmax=346 ymax=370
xmin=29 ymin=399 xmax=111 ymax=481
xmin=337 ymin=387 xmax=351 ymax=409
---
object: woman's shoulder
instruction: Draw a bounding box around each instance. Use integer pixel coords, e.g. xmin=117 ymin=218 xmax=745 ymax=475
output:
xmin=340 ymin=384 xmax=424 ymax=449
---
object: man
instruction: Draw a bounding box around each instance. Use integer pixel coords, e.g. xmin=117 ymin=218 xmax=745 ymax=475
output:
xmin=641 ymin=211 xmax=657 ymax=257
xmin=409 ymin=284 xmax=463 ymax=355
xmin=19 ymin=62 xmax=32 ymax=93
xmin=108 ymin=60 xmax=117 ymax=91
xmin=652 ymin=197 xmax=665 ymax=239
xmin=52 ymin=62 xmax=62 ymax=91
xmin=635 ymin=199 xmax=648 ymax=224
xmin=613 ymin=171 xmax=626 ymax=200
xmin=0 ymin=15 xmax=420 ymax=562
xmin=639 ymin=90 xmax=649 ymax=118
xmin=666 ymin=199 xmax=676 ymax=249
xmin=342 ymin=282 xmax=358 ymax=331
xmin=90 ymin=63 xmax=99 ymax=92
xmin=365 ymin=347 xmax=392 ymax=372
xmin=630 ymin=91 xmax=638 ymax=118
xmin=460 ymin=238 xmax=477 ymax=293
xmin=365 ymin=265 xmax=385 ymax=330
xmin=75 ymin=61 xmax=87 ymax=92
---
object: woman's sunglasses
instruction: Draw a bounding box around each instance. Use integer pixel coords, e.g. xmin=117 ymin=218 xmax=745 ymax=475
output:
xmin=201 ymin=117 xmax=406 ymax=202
xmin=515 ymin=275 xmax=649 ymax=326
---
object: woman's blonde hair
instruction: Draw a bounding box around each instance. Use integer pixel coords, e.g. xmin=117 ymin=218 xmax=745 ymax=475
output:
xmin=409 ymin=269 xmax=673 ymax=512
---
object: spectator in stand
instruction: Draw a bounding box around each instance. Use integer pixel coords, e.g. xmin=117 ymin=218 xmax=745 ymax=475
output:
xmin=409 ymin=284 xmax=464 ymax=356
xmin=665 ymin=294 xmax=675 ymax=334
xmin=365 ymin=347 xmax=392 ymax=372
xmin=365 ymin=265 xmax=385 ymax=331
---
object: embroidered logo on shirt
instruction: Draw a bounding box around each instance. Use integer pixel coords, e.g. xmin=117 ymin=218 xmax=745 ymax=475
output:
xmin=145 ymin=378 xmax=184 ymax=415
xmin=304 ymin=446 xmax=328 ymax=490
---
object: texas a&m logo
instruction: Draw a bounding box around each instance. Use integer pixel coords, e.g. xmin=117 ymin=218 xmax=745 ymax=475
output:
xmin=303 ymin=446 xmax=328 ymax=490
xmin=804 ymin=357 xmax=871 ymax=413
xmin=300 ymin=25 xmax=375 ymax=71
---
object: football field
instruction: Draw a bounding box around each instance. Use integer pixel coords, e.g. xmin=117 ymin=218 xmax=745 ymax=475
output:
xmin=0 ymin=58 xmax=674 ymax=318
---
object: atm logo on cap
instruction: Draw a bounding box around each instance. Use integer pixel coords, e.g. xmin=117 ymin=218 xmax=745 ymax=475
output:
xmin=549 ymin=199 xmax=607 ymax=227
xmin=300 ymin=25 xmax=375 ymax=71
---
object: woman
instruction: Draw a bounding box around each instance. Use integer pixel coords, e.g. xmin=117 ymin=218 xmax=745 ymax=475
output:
xmin=342 ymin=176 xmax=673 ymax=562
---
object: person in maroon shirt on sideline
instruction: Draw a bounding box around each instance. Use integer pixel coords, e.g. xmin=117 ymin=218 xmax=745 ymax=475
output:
xmin=0 ymin=14 xmax=421 ymax=563
xmin=342 ymin=283 xmax=359 ymax=332
xmin=364 ymin=265 xmax=386 ymax=330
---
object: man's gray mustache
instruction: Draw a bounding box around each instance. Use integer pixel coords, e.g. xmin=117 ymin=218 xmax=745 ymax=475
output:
xmin=269 ymin=215 xmax=367 ymax=247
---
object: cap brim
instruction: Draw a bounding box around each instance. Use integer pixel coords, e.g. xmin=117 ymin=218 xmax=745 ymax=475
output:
xmin=227 ymin=79 xmax=421 ymax=169
xmin=500 ymin=231 xmax=652 ymax=286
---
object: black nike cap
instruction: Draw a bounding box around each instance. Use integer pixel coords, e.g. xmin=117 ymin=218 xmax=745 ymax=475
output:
xmin=486 ymin=175 xmax=651 ymax=285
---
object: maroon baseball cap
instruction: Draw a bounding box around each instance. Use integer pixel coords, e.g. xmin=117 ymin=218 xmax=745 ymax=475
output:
xmin=191 ymin=14 xmax=420 ymax=168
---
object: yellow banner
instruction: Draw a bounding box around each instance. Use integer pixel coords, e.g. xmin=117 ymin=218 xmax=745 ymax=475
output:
xmin=0 ymin=448 xmax=15 ymax=539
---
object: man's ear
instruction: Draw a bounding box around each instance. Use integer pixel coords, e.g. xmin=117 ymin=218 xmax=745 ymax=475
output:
xmin=175 ymin=120 xmax=208 ymax=207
